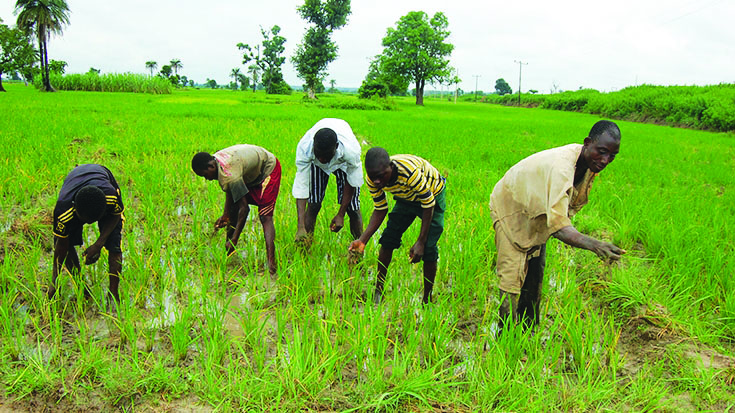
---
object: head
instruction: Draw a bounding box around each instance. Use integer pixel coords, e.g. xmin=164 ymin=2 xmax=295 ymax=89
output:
xmin=365 ymin=147 xmax=393 ymax=188
xmin=74 ymin=186 xmax=106 ymax=224
xmin=191 ymin=152 xmax=217 ymax=180
xmin=581 ymin=120 xmax=621 ymax=173
xmin=313 ymin=128 xmax=339 ymax=164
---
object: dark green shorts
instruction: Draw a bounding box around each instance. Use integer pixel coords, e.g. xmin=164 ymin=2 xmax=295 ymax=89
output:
xmin=378 ymin=188 xmax=446 ymax=262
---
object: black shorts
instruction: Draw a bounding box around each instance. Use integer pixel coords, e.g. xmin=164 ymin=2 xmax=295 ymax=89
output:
xmin=69 ymin=215 xmax=123 ymax=253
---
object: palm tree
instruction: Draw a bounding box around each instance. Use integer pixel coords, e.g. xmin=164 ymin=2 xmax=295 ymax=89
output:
xmin=230 ymin=67 xmax=241 ymax=89
xmin=170 ymin=59 xmax=182 ymax=75
xmin=15 ymin=0 xmax=70 ymax=92
xmin=145 ymin=61 xmax=157 ymax=77
xmin=246 ymin=64 xmax=260 ymax=93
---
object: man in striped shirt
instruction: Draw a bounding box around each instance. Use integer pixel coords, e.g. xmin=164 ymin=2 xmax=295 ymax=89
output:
xmin=51 ymin=164 xmax=124 ymax=303
xmin=349 ymin=147 xmax=446 ymax=305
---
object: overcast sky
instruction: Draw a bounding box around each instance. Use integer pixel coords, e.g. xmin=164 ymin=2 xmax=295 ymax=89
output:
xmin=2 ymin=0 xmax=733 ymax=93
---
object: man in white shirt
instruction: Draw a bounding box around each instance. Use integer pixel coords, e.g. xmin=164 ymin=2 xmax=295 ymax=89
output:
xmin=293 ymin=118 xmax=364 ymax=245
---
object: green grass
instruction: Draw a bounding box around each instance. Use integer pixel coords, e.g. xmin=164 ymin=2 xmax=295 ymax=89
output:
xmin=1 ymin=83 xmax=734 ymax=411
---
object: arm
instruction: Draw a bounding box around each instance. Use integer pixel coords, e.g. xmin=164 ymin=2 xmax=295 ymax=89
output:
xmin=349 ymin=208 xmax=387 ymax=252
xmin=83 ymin=214 xmax=121 ymax=264
xmin=409 ymin=205 xmax=435 ymax=263
xmin=53 ymin=236 xmax=71 ymax=279
xmin=552 ymin=225 xmax=626 ymax=261
xmin=296 ymin=198 xmax=308 ymax=236
xmin=330 ymin=183 xmax=356 ymax=232
xmin=216 ymin=191 xmax=233 ymax=229
xmin=226 ymin=196 xmax=250 ymax=253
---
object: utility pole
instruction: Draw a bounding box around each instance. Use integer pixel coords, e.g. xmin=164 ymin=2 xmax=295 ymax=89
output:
xmin=514 ymin=60 xmax=528 ymax=105
xmin=473 ymin=74 xmax=481 ymax=102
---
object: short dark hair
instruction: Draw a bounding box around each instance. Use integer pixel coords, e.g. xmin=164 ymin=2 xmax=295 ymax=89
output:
xmin=74 ymin=186 xmax=106 ymax=222
xmin=191 ymin=152 xmax=214 ymax=172
xmin=589 ymin=120 xmax=621 ymax=142
xmin=365 ymin=147 xmax=390 ymax=171
xmin=313 ymin=128 xmax=338 ymax=159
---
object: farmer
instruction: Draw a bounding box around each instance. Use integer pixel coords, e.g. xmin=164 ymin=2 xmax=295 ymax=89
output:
xmin=490 ymin=120 xmax=626 ymax=332
xmin=51 ymin=164 xmax=125 ymax=303
xmin=192 ymin=144 xmax=281 ymax=275
xmin=293 ymin=118 xmax=363 ymax=247
xmin=349 ymin=147 xmax=446 ymax=305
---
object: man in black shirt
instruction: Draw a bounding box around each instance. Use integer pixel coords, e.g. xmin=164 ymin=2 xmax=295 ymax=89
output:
xmin=51 ymin=164 xmax=124 ymax=303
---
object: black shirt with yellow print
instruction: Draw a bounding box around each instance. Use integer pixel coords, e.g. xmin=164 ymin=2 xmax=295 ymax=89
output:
xmin=52 ymin=164 xmax=124 ymax=238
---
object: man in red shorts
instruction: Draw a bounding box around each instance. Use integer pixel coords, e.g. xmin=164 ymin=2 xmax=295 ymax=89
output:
xmin=192 ymin=144 xmax=281 ymax=275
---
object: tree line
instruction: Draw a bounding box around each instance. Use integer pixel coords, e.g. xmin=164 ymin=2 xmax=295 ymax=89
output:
xmin=3 ymin=0 xmax=466 ymax=105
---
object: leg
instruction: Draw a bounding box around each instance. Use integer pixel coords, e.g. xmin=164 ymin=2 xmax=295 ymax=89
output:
xmin=517 ymin=244 xmax=546 ymax=330
xmin=374 ymin=246 xmax=394 ymax=304
xmin=50 ymin=241 xmax=81 ymax=299
xmin=108 ymin=251 xmax=122 ymax=302
xmin=306 ymin=164 xmax=329 ymax=235
xmin=346 ymin=209 xmax=363 ymax=240
xmin=259 ymin=214 xmax=277 ymax=275
xmin=498 ymin=289 xmax=520 ymax=335
xmin=422 ymin=260 xmax=437 ymax=304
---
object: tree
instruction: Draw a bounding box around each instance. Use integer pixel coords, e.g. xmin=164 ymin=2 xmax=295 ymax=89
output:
xmin=328 ymin=79 xmax=337 ymax=93
xmin=237 ymin=25 xmax=290 ymax=94
xmin=170 ymin=58 xmax=182 ymax=75
xmin=377 ymin=11 xmax=454 ymax=105
xmin=237 ymin=73 xmax=250 ymax=91
xmin=145 ymin=60 xmax=157 ymax=77
xmin=205 ymin=78 xmax=217 ymax=89
xmin=358 ymin=54 xmax=408 ymax=98
xmin=0 ymin=21 xmax=37 ymax=92
xmin=246 ymin=63 xmax=260 ymax=92
xmin=495 ymin=78 xmax=512 ymax=95
xmin=292 ymin=0 xmax=350 ymax=99
xmin=87 ymin=67 xmax=99 ymax=75
xmin=230 ymin=67 xmax=241 ymax=89
xmin=159 ymin=64 xmax=172 ymax=78
xmin=48 ymin=58 xmax=65 ymax=73
xmin=14 ymin=0 xmax=70 ymax=92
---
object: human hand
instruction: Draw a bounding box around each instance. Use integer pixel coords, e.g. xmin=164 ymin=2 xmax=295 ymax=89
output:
xmin=330 ymin=214 xmax=344 ymax=233
xmin=225 ymin=237 xmax=236 ymax=256
xmin=409 ymin=241 xmax=424 ymax=264
xmin=215 ymin=215 xmax=230 ymax=230
xmin=83 ymin=243 xmax=102 ymax=265
xmin=593 ymin=241 xmax=626 ymax=262
xmin=348 ymin=240 xmax=365 ymax=254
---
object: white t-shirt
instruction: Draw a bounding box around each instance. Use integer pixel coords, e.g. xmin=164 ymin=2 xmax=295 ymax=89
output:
xmin=292 ymin=118 xmax=364 ymax=199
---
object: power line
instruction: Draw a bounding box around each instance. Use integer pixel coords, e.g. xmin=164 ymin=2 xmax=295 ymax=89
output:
xmin=514 ymin=60 xmax=528 ymax=105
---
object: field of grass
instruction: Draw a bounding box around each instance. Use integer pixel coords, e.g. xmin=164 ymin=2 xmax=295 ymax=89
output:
xmin=1 ymin=83 xmax=734 ymax=411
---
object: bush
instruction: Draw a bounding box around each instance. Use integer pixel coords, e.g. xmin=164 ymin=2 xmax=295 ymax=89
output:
xmin=35 ymin=72 xmax=173 ymax=94
xmin=358 ymin=81 xmax=389 ymax=99
xmin=483 ymin=84 xmax=735 ymax=132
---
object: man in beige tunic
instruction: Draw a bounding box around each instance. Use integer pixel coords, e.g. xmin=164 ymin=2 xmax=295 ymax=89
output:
xmin=192 ymin=144 xmax=281 ymax=275
xmin=490 ymin=120 xmax=626 ymax=331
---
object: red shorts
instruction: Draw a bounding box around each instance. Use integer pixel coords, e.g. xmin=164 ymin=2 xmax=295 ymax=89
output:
xmin=246 ymin=160 xmax=281 ymax=216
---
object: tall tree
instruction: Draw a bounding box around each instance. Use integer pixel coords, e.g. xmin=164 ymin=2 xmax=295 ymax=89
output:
xmin=230 ymin=67 xmax=241 ymax=89
xmin=0 ymin=21 xmax=37 ymax=92
xmin=292 ymin=0 xmax=350 ymax=99
xmin=377 ymin=11 xmax=453 ymax=105
xmin=237 ymin=25 xmax=289 ymax=94
xmin=170 ymin=58 xmax=182 ymax=75
xmin=145 ymin=60 xmax=157 ymax=77
xmin=246 ymin=63 xmax=260 ymax=93
xmin=14 ymin=0 xmax=70 ymax=92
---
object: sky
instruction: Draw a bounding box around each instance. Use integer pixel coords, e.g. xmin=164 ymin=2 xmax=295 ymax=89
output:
xmin=2 ymin=0 xmax=734 ymax=93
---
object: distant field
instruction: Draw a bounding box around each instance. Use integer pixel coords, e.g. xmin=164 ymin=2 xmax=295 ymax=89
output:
xmin=1 ymin=83 xmax=734 ymax=411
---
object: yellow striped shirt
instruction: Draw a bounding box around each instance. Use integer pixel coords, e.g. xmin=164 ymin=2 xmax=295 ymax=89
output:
xmin=367 ymin=155 xmax=445 ymax=210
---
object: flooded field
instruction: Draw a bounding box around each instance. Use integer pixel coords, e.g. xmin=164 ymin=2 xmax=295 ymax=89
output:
xmin=1 ymin=85 xmax=734 ymax=411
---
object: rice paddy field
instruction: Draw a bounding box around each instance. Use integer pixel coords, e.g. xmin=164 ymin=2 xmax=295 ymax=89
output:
xmin=1 ymin=83 xmax=734 ymax=412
